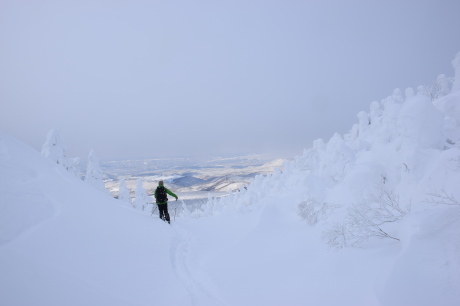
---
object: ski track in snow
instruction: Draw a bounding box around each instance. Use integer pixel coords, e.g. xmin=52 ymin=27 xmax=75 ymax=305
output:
xmin=170 ymin=225 xmax=225 ymax=306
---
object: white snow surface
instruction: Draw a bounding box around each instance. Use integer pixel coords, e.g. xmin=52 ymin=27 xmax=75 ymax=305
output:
xmin=2 ymin=63 xmax=460 ymax=305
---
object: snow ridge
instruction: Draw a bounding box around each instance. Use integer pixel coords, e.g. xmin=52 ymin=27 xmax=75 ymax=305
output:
xmin=200 ymin=53 xmax=460 ymax=248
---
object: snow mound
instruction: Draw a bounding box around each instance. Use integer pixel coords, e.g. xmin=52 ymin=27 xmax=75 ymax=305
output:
xmin=0 ymin=134 xmax=55 ymax=244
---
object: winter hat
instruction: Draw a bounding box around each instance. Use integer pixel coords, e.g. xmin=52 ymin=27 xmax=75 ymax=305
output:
xmin=159 ymin=180 xmax=164 ymax=186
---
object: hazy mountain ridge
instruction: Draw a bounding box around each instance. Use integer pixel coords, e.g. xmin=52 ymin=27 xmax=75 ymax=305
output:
xmin=102 ymin=156 xmax=286 ymax=199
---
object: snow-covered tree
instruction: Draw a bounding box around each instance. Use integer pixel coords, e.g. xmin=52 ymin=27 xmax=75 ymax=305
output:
xmin=398 ymin=92 xmax=444 ymax=149
xmin=68 ymin=157 xmax=81 ymax=178
xmin=405 ymin=87 xmax=415 ymax=99
xmin=133 ymin=179 xmax=150 ymax=211
xmin=452 ymin=52 xmax=460 ymax=92
xmin=416 ymin=85 xmax=426 ymax=96
xmin=435 ymin=74 xmax=451 ymax=97
xmin=357 ymin=111 xmax=369 ymax=137
xmin=369 ymin=101 xmax=382 ymax=126
xmin=197 ymin=52 xmax=460 ymax=253
xmin=41 ymin=129 xmax=81 ymax=178
xmin=424 ymin=74 xmax=452 ymax=101
xmin=41 ymin=129 xmax=69 ymax=169
xmin=181 ymin=200 xmax=191 ymax=217
xmin=391 ymin=88 xmax=404 ymax=103
xmin=118 ymin=178 xmax=132 ymax=205
xmin=85 ymin=150 xmax=109 ymax=194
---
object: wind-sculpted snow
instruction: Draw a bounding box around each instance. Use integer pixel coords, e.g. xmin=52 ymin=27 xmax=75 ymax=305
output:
xmin=380 ymin=206 xmax=460 ymax=306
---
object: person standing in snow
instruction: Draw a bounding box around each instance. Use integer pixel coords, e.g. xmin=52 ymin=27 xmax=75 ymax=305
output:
xmin=154 ymin=180 xmax=178 ymax=224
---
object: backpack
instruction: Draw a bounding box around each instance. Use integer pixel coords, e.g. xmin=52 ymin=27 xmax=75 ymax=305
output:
xmin=156 ymin=186 xmax=168 ymax=203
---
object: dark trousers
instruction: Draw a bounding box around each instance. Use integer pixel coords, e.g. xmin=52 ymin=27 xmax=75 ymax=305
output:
xmin=157 ymin=203 xmax=170 ymax=223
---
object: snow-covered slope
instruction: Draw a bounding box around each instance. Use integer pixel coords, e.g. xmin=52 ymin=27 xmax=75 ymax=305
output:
xmin=0 ymin=134 xmax=190 ymax=306
xmin=1 ymin=53 xmax=460 ymax=306
xmin=195 ymin=56 xmax=460 ymax=304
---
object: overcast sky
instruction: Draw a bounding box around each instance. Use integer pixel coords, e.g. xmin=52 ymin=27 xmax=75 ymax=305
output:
xmin=1 ymin=0 xmax=460 ymax=160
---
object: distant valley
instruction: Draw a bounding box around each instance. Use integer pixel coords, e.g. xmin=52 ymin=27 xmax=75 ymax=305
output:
xmin=101 ymin=155 xmax=286 ymax=204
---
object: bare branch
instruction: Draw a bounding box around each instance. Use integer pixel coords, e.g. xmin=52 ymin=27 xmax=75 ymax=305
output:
xmin=323 ymin=185 xmax=408 ymax=249
xmin=322 ymin=222 xmax=348 ymax=249
xmin=425 ymin=189 xmax=460 ymax=206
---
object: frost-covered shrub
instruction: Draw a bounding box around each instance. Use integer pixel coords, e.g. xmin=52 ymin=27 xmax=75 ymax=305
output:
xmin=345 ymin=203 xmax=402 ymax=244
xmin=323 ymin=187 xmax=410 ymax=248
xmin=298 ymin=199 xmax=339 ymax=225
xmin=133 ymin=179 xmax=150 ymax=211
xmin=118 ymin=178 xmax=131 ymax=205
xmin=322 ymin=222 xmax=348 ymax=249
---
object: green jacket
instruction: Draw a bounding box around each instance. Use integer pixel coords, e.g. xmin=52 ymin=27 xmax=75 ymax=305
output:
xmin=154 ymin=186 xmax=178 ymax=204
